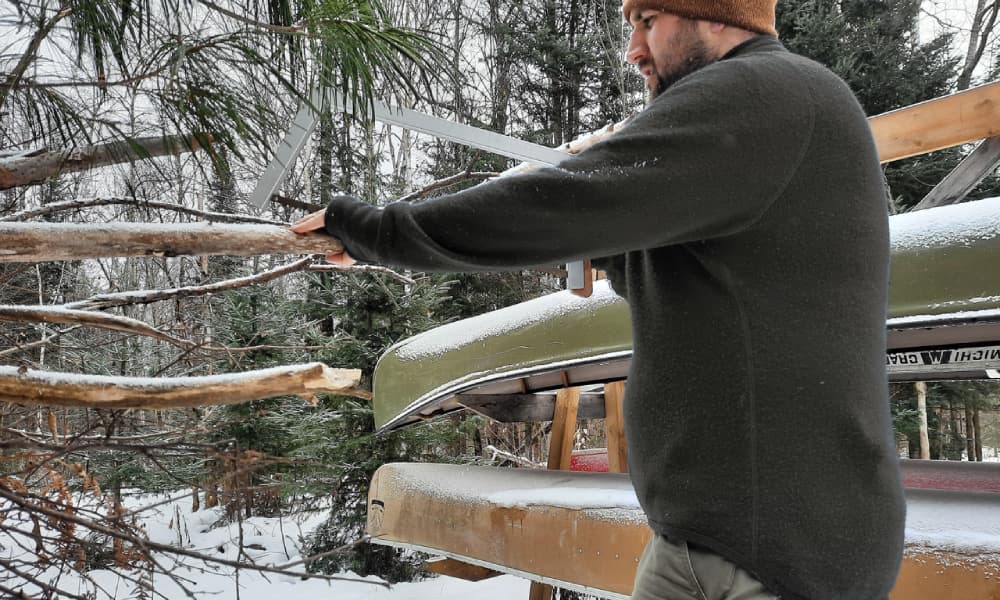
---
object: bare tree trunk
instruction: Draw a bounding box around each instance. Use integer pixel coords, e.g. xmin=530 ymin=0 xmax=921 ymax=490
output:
xmin=916 ymin=382 xmax=930 ymax=459
xmin=957 ymin=0 xmax=999 ymax=91
xmin=0 ymin=134 xmax=211 ymax=190
xmin=974 ymin=406 xmax=984 ymax=461
xmin=965 ymin=403 xmax=976 ymax=460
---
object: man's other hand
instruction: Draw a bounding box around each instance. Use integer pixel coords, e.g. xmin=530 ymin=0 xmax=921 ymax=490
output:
xmin=290 ymin=209 xmax=357 ymax=266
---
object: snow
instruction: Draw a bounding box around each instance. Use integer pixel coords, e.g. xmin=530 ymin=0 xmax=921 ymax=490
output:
xmin=887 ymin=307 xmax=1000 ymax=328
xmin=0 ymin=489 xmax=530 ymax=600
xmin=487 ymin=487 xmax=639 ymax=510
xmin=384 ymin=463 xmax=638 ymax=509
xmin=904 ymin=489 xmax=1000 ymax=557
xmin=890 ymin=196 xmax=1000 ymax=252
xmin=391 ymin=280 xmax=622 ymax=361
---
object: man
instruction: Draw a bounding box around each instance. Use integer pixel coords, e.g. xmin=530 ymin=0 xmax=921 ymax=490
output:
xmin=292 ymin=1 xmax=906 ymax=598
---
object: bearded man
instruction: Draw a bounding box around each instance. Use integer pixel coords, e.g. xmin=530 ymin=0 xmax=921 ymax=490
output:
xmin=293 ymin=2 xmax=906 ymax=598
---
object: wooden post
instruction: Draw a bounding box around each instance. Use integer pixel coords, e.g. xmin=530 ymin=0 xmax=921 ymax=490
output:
xmin=604 ymin=381 xmax=628 ymax=473
xmin=547 ymin=387 xmax=580 ymax=471
xmin=530 ymin=385 xmax=581 ymax=600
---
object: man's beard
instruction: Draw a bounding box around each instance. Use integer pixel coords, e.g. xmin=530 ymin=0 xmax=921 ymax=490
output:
xmin=646 ymin=25 xmax=716 ymax=103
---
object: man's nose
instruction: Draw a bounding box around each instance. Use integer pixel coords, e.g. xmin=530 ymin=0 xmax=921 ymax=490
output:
xmin=626 ymin=29 xmax=647 ymax=64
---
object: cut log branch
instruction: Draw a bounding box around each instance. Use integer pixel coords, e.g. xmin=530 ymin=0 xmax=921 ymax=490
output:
xmin=0 ymin=306 xmax=195 ymax=349
xmin=0 ymin=223 xmax=342 ymax=263
xmin=0 ymin=363 xmax=368 ymax=409
xmin=0 ymin=134 xmax=212 ymax=190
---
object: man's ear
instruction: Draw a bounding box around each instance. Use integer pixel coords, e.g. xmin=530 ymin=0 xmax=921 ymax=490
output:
xmin=706 ymin=21 xmax=726 ymax=33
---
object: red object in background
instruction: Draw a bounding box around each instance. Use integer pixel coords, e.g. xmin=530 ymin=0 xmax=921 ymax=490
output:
xmin=901 ymin=459 xmax=1000 ymax=493
xmin=570 ymin=449 xmax=610 ymax=472
xmin=565 ymin=451 xmax=1000 ymax=492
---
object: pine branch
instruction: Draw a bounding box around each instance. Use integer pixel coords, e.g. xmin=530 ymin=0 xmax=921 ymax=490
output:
xmin=0 ymin=5 xmax=73 ymax=114
xmin=307 ymin=263 xmax=416 ymax=285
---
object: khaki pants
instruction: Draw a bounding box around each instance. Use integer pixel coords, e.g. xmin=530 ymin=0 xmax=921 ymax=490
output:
xmin=631 ymin=535 xmax=779 ymax=600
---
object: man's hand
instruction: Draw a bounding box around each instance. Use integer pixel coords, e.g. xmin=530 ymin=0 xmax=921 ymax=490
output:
xmin=290 ymin=209 xmax=357 ymax=266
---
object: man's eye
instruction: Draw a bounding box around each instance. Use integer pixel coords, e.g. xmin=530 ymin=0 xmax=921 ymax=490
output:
xmin=642 ymin=16 xmax=654 ymax=28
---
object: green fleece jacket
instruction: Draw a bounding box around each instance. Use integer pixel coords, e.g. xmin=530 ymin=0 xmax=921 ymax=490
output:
xmin=323 ymin=36 xmax=905 ymax=600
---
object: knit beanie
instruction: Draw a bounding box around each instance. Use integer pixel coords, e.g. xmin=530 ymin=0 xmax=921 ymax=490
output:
xmin=622 ymin=0 xmax=778 ymax=36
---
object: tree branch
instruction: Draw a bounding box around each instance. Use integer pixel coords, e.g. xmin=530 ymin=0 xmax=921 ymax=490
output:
xmin=0 ymin=222 xmax=343 ymax=263
xmin=0 ymin=134 xmax=212 ymax=190
xmin=67 ymin=257 xmax=314 ymax=310
xmin=398 ymin=171 xmax=500 ymax=201
xmin=0 ymin=363 xmax=368 ymax=409
xmin=0 ymin=485 xmax=388 ymax=588
xmin=0 ymin=306 xmax=196 ymax=349
xmin=1 ymin=197 xmax=285 ymax=225
xmin=0 ymin=5 xmax=72 ymax=114
xmin=307 ymin=263 xmax=416 ymax=285
xmin=0 ymin=325 xmax=80 ymax=358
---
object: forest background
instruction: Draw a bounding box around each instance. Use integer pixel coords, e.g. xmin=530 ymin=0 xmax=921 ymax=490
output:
xmin=1 ymin=0 xmax=1000 ymax=597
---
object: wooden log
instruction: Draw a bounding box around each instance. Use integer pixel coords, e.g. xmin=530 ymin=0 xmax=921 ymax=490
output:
xmin=0 ymin=134 xmax=210 ymax=190
xmin=547 ymin=387 xmax=580 ymax=471
xmin=603 ymin=381 xmax=628 ymax=473
xmin=870 ymin=80 xmax=1000 ymax=163
xmin=0 ymin=222 xmax=343 ymax=263
xmin=0 ymin=363 xmax=367 ymax=409
xmin=913 ymin=136 xmax=1000 ymax=210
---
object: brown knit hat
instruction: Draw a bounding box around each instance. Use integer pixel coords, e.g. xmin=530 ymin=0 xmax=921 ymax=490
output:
xmin=622 ymin=0 xmax=778 ymax=36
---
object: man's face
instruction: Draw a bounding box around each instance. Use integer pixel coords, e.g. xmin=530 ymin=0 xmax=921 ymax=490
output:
xmin=627 ymin=10 xmax=716 ymax=102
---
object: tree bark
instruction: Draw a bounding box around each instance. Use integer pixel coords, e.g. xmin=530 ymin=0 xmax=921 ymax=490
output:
xmin=0 ymin=363 xmax=367 ymax=409
xmin=0 ymin=134 xmax=211 ymax=190
xmin=957 ymin=0 xmax=998 ymax=92
xmin=965 ymin=403 xmax=976 ymax=460
xmin=0 ymin=223 xmax=342 ymax=263
xmin=916 ymin=381 xmax=930 ymax=459
xmin=974 ymin=406 xmax=984 ymax=462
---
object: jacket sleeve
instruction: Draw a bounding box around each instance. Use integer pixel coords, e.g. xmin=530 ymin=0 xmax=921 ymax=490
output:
xmin=324 ymin=58 xmax=814 ymax=272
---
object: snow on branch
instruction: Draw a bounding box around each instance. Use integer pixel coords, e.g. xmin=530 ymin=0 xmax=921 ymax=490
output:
xmin=0 ymin=363 xmax=368 ymax=409
xmin=0 ymin=222 xmax=343 ymax=263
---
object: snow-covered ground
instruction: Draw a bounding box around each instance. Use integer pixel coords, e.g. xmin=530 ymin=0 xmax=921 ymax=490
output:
xmin=2 ymin=490 xmax=529 ymax=599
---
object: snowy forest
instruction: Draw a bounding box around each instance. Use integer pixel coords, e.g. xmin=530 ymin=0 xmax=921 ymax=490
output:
xmin=2 ymin=0 xmax=1000 ymax=597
